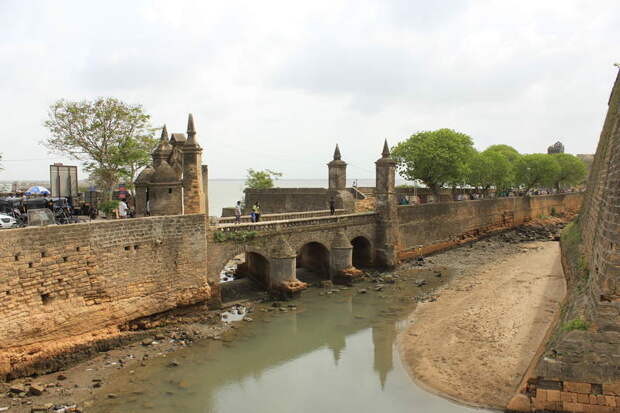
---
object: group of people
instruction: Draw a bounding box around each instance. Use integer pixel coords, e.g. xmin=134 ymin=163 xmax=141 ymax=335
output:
xmin=234 ymin=201 xmax=261 ymax=223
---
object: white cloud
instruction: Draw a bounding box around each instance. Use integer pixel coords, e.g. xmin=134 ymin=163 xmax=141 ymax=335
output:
xmin=0 ymin=0 xmax=618 ymax=181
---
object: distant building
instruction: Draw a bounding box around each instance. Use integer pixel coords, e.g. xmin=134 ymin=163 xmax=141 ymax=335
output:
xmin=547 ymin=141 xmax=565 ymax=154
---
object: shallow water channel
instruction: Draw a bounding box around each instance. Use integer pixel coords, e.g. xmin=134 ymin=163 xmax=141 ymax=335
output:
xmin=91 ymin=269 xmax=484 ymax=413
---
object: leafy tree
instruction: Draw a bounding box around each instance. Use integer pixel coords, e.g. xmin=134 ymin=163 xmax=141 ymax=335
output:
xmin=484 ymin=144 xmax=521 ymax=164
xmin=515 ymin=154 xmax=560 ymax=193
xmin=551 ymin=153 xmax=587 ymax=190
xmin=43 ymin=98 xmax=155 ymax=198
xmin=467 ymin=150 xmax=513 ymax=196
xmin=0 ymin=153 xmax=3 ymax=172
xmin=391 ymin=129 xmax=476 ymax=197
xmin=112 ymin=134 xmax=158 ymax=194
xmin=245 ymin=169 xmax=283 ymax=189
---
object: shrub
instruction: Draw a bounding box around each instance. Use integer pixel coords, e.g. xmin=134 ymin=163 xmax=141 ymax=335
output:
xmin=214 ymin=230 xmax=258 ymax=243
xmin=100 ymin=200 xmax=120 ymax=216
xmin=562 ymin=318 xmax=588 ymax=331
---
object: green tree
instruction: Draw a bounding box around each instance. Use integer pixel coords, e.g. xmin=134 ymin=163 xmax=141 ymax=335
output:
xmin=468 ymin=150 xmax=513 ymax=196
xmin=484 ymin=144 xmax=521 ymax=164
xmin=43 ymin=97 xmax=155 ymax=198
xmin=0 ymin=153 xmax=3 ymax=172
xmin=391 ymin=129 xmax=476 ymax=197
xmin=515 ymin=154 xmax=560 ymax=193
xmin=551 ymin=153 xmax=587 ymax=190
xmin=112 ymin=134 xmax=158 ymax=194
xmin=245 ymin=169 xmax=283 ymax=189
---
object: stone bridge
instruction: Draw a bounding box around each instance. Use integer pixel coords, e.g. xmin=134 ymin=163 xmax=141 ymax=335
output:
xmin=208 ymin=212 xmax=379 ymax=295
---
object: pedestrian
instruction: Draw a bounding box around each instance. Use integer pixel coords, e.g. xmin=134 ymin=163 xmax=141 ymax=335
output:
xmin=235 ymin=201 xmax=242 ymax=224
xmin=118 ymin=199 xmax=128 ymax=219
xmin=329 ymin=196 xmax=336 ymax=215
xmin=253 ymin=202 xmax=261 ymax=222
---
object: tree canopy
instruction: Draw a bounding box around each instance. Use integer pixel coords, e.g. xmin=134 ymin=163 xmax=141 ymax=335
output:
xmin=515 ymin=154 xmax=561 ymax=192
xmin=551 ymin=153 xmax=587 ymax=190
xmin=391 ymin=129 xmax=476 ymax=195
xmin=43 ymin=97 xmax=156 ymax=197
xmin=468 ymin=149 xmax=513 ymax=194
xmin=484 ymin=144 xmax=521 ymax=164
xmin=245 ymin=169 xmax=283 ymax=189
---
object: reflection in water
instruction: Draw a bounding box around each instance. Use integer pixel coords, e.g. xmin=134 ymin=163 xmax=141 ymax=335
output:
xmin=91 ymin=279 xmax=482 ymax=413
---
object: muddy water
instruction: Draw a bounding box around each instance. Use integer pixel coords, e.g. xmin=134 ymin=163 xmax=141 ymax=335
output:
xmin=90 ymin=269 xmax=483 ymax=413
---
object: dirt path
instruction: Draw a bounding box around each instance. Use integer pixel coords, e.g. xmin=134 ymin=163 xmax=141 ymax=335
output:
xmin=399 ymin=240 xmax=566 ymax=409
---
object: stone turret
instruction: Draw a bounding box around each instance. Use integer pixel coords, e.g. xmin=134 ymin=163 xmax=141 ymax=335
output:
xmin=134 ymin=165 xmax=154 ymax=216
xmin=375 ymin=139 xmax=399 ymax=268
xmin=152 ymin=125 xmax=172 ymax=168
xmin=328 ymin=144 xmax=347 ymax=190
xmin=182 ymin=114 xmax=206 ymax=214
xmin=149 ymin=160 xmax=183 ymax=216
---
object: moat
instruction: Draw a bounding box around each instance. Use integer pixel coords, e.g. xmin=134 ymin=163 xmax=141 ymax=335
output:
xmin=87 ymin=269 xmax=480 ymax=413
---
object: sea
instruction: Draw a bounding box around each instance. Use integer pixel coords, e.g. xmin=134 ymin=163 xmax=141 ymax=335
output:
xmin=207 ymin=178 xmax=413 ymax=217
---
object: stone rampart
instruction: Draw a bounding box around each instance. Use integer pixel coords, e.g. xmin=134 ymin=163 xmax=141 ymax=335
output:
xmin=0 ymin=215 xmax=210 ymax=376
xmin=507 ymin=70 xmax=620 ymax=412
xmin=397 ymin=193 xmax=583 ymax=258
xmin=243 ymin=188 xmax=354 ymax=214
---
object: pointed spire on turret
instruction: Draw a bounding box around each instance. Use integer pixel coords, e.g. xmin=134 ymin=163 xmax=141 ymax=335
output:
xmin=153 ymin=124 xmax=172 ymax=159
xmin=160 ymin=124 xmax=169 ymax=143
xmin=333 ymin=144 xmax=342 ymax=161
xmin=186 ymin=113 xmax=198 ymax=146
xmin=382 ymin=139 xmax=390 ymax=158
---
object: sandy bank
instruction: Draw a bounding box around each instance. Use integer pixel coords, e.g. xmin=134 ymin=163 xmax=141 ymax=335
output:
xmin=399 ymin=239 xmax=566 ymax=409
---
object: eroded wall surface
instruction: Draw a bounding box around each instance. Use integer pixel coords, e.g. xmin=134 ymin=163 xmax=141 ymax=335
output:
xmin=508 ymin=71 xmax=620 ymax=412
xmin=0 ymin=215 xmax=210 ymax=352
xmin=397 ymin=193 xmax=583 ymax=257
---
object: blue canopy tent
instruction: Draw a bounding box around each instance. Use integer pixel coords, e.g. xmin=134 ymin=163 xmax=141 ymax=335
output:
xmin=25 ymin=186 xmax=51 ymax=196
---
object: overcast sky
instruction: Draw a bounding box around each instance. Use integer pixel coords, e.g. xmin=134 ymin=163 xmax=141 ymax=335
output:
xmin=0 ymin=0 xmax=618 ymax=181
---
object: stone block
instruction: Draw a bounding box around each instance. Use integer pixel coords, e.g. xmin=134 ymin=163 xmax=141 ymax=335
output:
xmin=603 ymin=382 xmax=620 ymax=396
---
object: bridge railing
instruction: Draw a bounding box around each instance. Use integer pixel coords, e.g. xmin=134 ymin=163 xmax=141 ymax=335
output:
xmin=215 ymin=209 xmax=347 ymax=225
xmin=214 ymin=211 xmax=378 ymax=233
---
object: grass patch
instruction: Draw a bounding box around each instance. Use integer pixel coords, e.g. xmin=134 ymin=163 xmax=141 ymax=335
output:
xmin=562 ymin=317 xmax=589 ymax=331
xmin=213 ymin=230 xmax=258 ymax=243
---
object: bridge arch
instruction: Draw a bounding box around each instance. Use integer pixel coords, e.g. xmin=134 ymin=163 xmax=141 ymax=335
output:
xmin=351 ymin=236 xmax=373 ymax=268
xmin=297 ymin=241 xmax=331 ymax=280
xmin=245 ymin=251 xmax=270 ymax=288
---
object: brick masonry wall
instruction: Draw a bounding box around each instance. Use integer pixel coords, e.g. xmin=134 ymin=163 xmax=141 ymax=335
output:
xmin=243 ymin=188 xmax=354 ymax=214
xmin=397 ymin=193 xmax=583 ymax=256
xmin=507 ymin=71 xmax=620 ymax=412
xmin=0 ymin=215 xmax=210 ymax=355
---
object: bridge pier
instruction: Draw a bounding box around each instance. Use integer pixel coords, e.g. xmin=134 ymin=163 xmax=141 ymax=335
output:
xmin=331 ymin=230 xmax=363 ymax=285
xmin=269 ymin=236 xmax=307 ymax=298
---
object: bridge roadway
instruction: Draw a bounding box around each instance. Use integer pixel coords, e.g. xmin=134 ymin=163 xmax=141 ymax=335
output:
xmin=208 ymin=211 xmax=378 ymax=294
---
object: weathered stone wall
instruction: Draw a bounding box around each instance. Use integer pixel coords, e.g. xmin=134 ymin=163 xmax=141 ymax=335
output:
xmin=243 ymin=188 xmax=354 ymax=214
xmin=0 ymin=215 xmax=210 ymax=357
xmin=397 ymin=194 xmax=583 ymax=257
xmin=507 ymin=70 xmax=620 ymax=412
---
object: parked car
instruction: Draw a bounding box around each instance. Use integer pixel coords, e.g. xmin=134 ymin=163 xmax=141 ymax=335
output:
xmin=0 ymin=213 xmax=17 ymax=229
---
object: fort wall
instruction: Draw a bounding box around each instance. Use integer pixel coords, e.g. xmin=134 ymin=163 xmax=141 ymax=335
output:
xmin=397 ymin=193 xmax=583 ymax=258
xmin=507 ymin=70 xmax=620 ymax=412
xmin=0 ymin=215 xmax=210 ymax=377
xmin=243 ymin=188 xmax=354 ymax=214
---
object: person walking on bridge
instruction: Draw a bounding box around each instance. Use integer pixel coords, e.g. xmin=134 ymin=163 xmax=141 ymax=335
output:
xmin=329 ymin=196 xmax=336 ymax=215
xmin=252 ymin=202 xmax=261 ymax=222
xmin=234 ymin=201 xmax=242 ymax=224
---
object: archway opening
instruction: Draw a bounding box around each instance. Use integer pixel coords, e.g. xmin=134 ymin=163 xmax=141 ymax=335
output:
xmin=220 ymin=253 xmax=246 ymax=283
xmin=352 ymin=236 xmax=372 ymax=268
xmin=246 ymin=252 xmax=270 ymax=289
xmin=296 ymin=242 xmax=330 ymax=283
